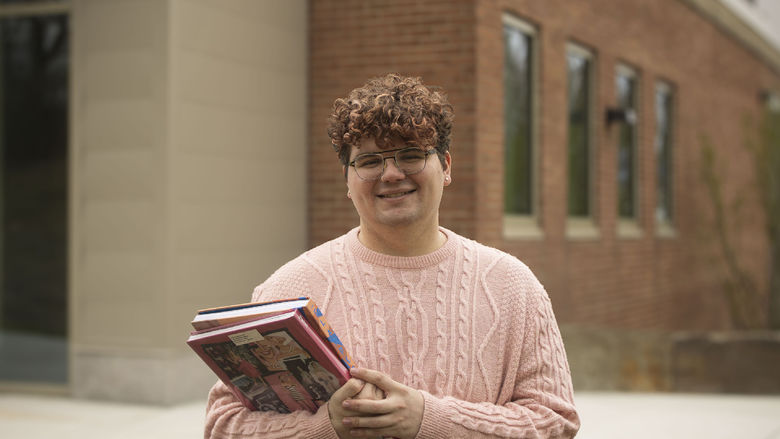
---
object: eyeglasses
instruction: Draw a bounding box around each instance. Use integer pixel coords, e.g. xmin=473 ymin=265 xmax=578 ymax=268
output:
xmin=348 ymin=147 xmax=437 ymax=181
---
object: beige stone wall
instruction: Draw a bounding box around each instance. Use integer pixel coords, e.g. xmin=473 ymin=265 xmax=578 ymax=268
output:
xmin=70 ymin=0 xmax=307 ymax=404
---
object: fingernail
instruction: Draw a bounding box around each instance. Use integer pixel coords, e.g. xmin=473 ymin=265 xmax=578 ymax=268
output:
xmin=342 ymin=417 xmax=352 ymax=425
xmin=342 ymin=400 xmax=351 ymax=408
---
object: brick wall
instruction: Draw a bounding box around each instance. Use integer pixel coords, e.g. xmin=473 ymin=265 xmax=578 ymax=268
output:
xmin=309 ymin=0 xmax=478 ymax=243
xmin=309 ymin=0 xmax=780 ymax=330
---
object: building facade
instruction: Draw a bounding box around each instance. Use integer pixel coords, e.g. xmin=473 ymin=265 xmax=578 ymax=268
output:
xmin=310 ymin=0 xmax=780 ymax=331
xmin=0 ymin=0 xmax=777 ymax=405
xmin=0 ymin=0 xmax=310 ymax=404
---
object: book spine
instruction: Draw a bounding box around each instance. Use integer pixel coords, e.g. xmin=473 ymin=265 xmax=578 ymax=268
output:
xmin=299 ymin=302 xmax=356 ymax=369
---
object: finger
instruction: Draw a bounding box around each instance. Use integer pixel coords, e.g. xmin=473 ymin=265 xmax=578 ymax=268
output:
xmin=343 ymin=413 xmax=398 ymax=430
xmin=348 ymin=368 xmax=395 ymax=391
xmin=342 ymin=397 xmax=391 ymax=415
xmin=332 ymin=378 xmax=365 ymax=403
xmin=354 ymin=382 xmax=384 ymax=400
xmin=370 ymin=384 xmax=385 ymax=399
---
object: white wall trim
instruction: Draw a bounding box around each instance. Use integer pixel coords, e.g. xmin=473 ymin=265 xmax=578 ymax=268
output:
xmin=681 ymin=0 xmax=780 ymax=73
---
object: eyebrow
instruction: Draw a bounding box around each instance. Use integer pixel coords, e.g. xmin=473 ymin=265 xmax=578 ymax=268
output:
xmin=353 ymin=146 xmax=411 ymax=158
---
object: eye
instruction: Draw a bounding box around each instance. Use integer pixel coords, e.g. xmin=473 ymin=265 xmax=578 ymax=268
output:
xmin=397 ymin=149 xmax=426 ymax=163
xmin=354 ymin=155 xmax=382 ymax=168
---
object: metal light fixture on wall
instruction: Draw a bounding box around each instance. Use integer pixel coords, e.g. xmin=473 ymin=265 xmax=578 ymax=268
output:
xmin=760 ymin=90 xmax=780 ymax=112
xmin=605 ymin=107 xmax=637 ymax=126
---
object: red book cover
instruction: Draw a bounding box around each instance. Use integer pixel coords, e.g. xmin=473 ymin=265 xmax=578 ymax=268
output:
xmin=264 ymin=371 xmax=320 ymax=413
xmin=191 ymin=297 xmax=356 ymax=370
xmin=187 ymin=310 xmax=350 ymax=412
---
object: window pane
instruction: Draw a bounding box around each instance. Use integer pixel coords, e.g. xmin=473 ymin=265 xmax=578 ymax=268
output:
xmin=655 ymin=85 xmax=673 ymax=224
xmin=616 ymin=70 xmax=637 ymax=219
xmin=567 ymin=51 xmax=590 ymax=217
xmin=0 ymin=0 xmax=66 ymax=4
xmin=0 ymin=13 xmax=68 ymax=383
xmin=503 ymin=23 xmax=532 ymax=215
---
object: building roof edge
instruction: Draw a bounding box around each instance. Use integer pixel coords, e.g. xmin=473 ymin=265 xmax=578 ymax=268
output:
xmin=680 ymin=0 xmax=780 ymax=75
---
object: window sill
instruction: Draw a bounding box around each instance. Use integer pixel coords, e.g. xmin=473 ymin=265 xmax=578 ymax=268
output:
xmin=566 ymin=217 xmax=600 ymax=240
xmin=503 ymin=214 xmax=544 ymax=240
xmin=617 ymin=219 xmax=643 ymax=239
xmin=656 ymin=222 xmax=677 ymax=239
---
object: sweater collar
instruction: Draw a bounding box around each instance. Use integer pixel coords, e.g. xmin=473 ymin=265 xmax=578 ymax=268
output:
xmin=345 ymin=226 xmax=458 ymax=268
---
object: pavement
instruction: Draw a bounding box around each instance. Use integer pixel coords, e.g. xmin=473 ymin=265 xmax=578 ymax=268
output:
xmin=574 ymin=392 xmax=780 ymax=439
xmin=1 ymin=391 xmax=780 ymax=438
xmin=0 ymin=393 xmax=205 ymax=438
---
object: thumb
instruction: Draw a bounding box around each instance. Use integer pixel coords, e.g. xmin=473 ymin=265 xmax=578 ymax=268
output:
xmin=339 ymin=377 xmax=365 ymax=398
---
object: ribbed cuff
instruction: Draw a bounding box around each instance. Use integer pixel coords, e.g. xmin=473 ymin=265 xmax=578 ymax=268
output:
xmin=303 ymin=404 xmax=340 ymax=439
xmin=414 ymin=390 xmax=454 ymax=438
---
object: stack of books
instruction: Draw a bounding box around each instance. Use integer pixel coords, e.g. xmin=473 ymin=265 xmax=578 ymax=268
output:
xmin=187 ymin=297 xmax=354 ymax=413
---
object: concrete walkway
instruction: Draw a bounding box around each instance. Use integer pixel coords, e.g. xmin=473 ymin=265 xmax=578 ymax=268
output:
xmin=0 ymin=393 xmax=205 ymax=438
xmin=574 ymin=392 xmax=780 ymax=439
xmin=1 ymin=391 xmax=779 ymax=438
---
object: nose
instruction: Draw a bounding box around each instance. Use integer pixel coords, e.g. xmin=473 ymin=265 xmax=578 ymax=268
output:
xmin=381 ymin=156 xmax=406 ymax=181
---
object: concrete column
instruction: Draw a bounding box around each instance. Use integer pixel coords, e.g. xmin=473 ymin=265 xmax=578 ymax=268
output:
xmin=70 ymin=0 xmax=307 ymax=405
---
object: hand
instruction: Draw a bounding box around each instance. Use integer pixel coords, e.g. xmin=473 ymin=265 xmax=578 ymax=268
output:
xmin=354 ymin=381 xmax=385 ymax=401
xmin=350 ymin=382 xmax=385 ymax=439
xmin=340 ymin=368 xmax=424 ymax=439
xmin=328 ymin=378 xmax=366 ymax=439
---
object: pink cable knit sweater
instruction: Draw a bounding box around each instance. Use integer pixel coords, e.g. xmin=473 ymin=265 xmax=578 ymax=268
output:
xmin=205 ymin=227 xmax=580 ymax=438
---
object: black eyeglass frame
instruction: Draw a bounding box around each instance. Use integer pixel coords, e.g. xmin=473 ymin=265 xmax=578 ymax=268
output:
xmin=346 ymin=147 xmax=437 ymax=181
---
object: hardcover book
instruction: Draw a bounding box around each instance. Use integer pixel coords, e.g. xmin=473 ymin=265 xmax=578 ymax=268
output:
xmin=187 ymin=310 xmax=350 ymax=412
xmin=191 ymin=297 xmax=355 ymax=369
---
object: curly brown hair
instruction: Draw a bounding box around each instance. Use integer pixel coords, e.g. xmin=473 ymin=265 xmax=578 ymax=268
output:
xmin=327 ymin=73 xmax=454 ymax=167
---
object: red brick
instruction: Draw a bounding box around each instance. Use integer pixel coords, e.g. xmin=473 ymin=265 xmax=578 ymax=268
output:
xmin=309 ymin=0 xmax=779 ymax=330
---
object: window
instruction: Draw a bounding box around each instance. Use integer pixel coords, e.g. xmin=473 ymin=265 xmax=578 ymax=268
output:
xmin=567 ymin=44 xmax=593 ymax=218
xmin=767 ymin=92 xmax=780 ymax=112
xmin=502 ymin=14 xmax=539 ymax=237
xmin=0 ymin=9 xmax=69 ymax=384
xmin=654 ymin=82 xmax=674 ymax=232
xmin=616 ymin=65 xmax=639 ymax=224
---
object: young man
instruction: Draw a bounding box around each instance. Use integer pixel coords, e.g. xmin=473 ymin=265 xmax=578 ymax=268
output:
xmin=205 ymin=74 xmax=580 ymax=438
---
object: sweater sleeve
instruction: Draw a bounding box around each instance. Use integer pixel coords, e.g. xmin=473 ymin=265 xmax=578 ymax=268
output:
xmin=204 ymin=381 xmax=338 ymax=439
xmin=414 ymin=259 xmax=580 ymax=439
xmin=204 ymin=255 xmax=342 ymax=438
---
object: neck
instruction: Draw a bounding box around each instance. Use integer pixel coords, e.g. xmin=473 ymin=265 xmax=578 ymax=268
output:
xmin=357 ymin=222 xmax=445 ymax=256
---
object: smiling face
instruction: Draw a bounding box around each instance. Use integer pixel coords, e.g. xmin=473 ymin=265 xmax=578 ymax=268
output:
xmin=346 ymin=136 xmax=451 ymax=246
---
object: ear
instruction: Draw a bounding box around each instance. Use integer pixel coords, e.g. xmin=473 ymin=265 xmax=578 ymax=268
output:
xmin=443 ymin=151 xmax=452 ymax=186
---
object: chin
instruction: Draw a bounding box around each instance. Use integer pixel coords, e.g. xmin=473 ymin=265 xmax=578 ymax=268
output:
xmin=375 ymin=212 xmax=421 ymax=227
